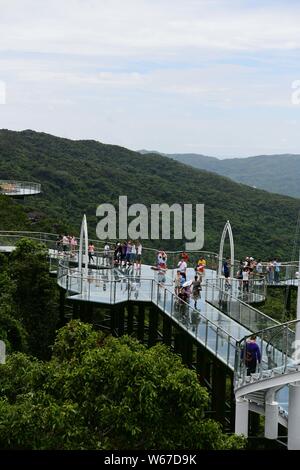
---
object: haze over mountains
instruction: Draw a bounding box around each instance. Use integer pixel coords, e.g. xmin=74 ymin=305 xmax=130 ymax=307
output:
xmin=0 ymin=129 xmax=300 ymax=260
xmin=139 ymin=151 xmax=300 ymax=199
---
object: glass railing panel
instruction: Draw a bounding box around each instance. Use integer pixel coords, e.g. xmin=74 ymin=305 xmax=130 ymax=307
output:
xmin=206 ymin=323 xmax=218 ymax=355
xmin=164 ymin=288 xmax=173 ymax=315
xmin=216 ymin=330 xmax=231 ymax=364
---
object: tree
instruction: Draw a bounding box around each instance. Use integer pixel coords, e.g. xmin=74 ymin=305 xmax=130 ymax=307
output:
xmin=8 ymin=238 xmax=59 ymax=359
xmin=0 ymin=320 xmax=245 ymax=450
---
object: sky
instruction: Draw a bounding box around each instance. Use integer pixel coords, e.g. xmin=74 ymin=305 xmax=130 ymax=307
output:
xmin=0 ymin=0 xmax=300 ymax=157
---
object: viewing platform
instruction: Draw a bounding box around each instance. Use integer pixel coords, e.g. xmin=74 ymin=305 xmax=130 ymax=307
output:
xmin=0 ymin=180 xmax=41 ymax=197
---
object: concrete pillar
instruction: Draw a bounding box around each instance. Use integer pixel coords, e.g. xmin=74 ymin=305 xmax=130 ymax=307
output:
xmin=235 ymin=397 xmax=249 ymax=437
xmin=264 ymin=389 xmax=278 ymax=440
xmin=212 ymin=362 xmax=227 ymax=425
xmin=118 ymin=305 xmax=125 ymax=336
xmin=137 ymin=304 xmax=145 ymax=342
xmin=148 ymin=306 xmax=159 ymax=347
xmin=127 ymin=303 xmax=134 ymax=334
xmin=288 ymin=381 xmax=300 ymax=449
xmin=162 ymin=315 xmax=172 ymax=346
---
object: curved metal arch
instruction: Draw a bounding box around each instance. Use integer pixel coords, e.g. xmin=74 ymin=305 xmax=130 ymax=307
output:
xmin=78 ymin=214 xmax=89 ymax=281
xmin=218 ymin=220 xmax=235 ymax=279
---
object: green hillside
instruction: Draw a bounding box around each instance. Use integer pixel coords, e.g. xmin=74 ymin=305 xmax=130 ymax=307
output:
xmin=153 ymin=152 xmax=300 ymax=199
xmin=0 ymin=129 xmax=300 ymax=260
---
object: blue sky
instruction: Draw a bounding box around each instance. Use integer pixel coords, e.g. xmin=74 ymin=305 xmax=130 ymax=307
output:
xmin=0 ymin=0 xmax=300 ymax=157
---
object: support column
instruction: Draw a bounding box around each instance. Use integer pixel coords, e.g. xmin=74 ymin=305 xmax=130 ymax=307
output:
xmin=264 ymin=389 xmax=279 ymax=440
xmin=235 ymin=397 xmax=249 ymax=437
xmin=162 ymin=316 xmax=172 ymax=346
xmin=288 ymin=254 xmax=300 ymax=449
xmin=127 ymin=303 xmax=134 ymax=334
xmin=110 ymin=305 xmax=119 ymax=337
xmin=137 ymin=304 xmax=145 ymax=342
xmin=196 ymin=345 xmax=207 ymax=386
xmin=212 ymin=362 xmax=227 ymax=425
xmin=72 ymin=301 xmax=79 ymax=318
xmin=118 ymin=305 xmax=125 ymax=336
xmin=59 ymin=289 xmax=65 ymax=325
xmin=288 ymin=382 xmax=300 ymax=449
xmin=148 ymin=306 xmax=159 ymax=347
xmin=183 ymin=334 xmax=193 ymax=366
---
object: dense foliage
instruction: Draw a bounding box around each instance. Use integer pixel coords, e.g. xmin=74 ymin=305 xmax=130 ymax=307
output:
xmin=260 ymin=286 xmax=298 ymax=322
xmin=0 ymin=238 xmax=59 ymax=358
xmin=160 ymin=151 xmax=300 ymax=199
xmin=0 ymin=320 xmax=245 ymax=450
xmin=0 ymin=129 xmax=299 ymax=259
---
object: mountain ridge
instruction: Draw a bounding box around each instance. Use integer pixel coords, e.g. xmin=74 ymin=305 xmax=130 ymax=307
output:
xmin=139 ymin=150 xmax=300 ymax=198
xmin=0 ymin=129 xmax=299 ymax=259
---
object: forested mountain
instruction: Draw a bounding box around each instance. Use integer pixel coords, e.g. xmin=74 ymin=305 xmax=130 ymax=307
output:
xmin=0 ymin=129 xmax=300 ymax=260
xmin=142 ymin=151 xmax=300 ymax=199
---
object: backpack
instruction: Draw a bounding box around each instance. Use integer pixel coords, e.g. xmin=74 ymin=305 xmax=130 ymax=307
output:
xmin=245 ymin=348 xmax=254 ymax=364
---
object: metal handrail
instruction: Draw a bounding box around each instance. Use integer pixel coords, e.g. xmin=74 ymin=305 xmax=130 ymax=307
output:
xmin=206 ymin=279 xmax=276 ymax=327
xmin=0 ymin=180 xmax=41 ymax=195
xmin=0 ymin=230 xmax=298 ymax=266
xmin=237 ymin=318 xmax=299 ymax=347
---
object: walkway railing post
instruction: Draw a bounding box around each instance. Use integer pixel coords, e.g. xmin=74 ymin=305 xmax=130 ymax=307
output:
xmin=205 ymin=320 xmax=208 ymax=347
xmin=215 ymin=327 xmax=219 ymax=355
xmin=226 ymin=336 xmax=230 ymax=366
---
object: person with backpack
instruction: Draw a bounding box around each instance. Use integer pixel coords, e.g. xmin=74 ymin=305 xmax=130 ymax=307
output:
xmin=191 ymin=275 xmax=202 ymax=308
xmin=242 ymin=335 xmax=261 ymax=375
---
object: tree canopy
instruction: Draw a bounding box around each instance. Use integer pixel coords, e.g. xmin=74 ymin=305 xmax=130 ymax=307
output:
xmin=0 ymin=320 xmax=245 ymax=450
xmin=0 ymin=238 xmax=59 ymax=358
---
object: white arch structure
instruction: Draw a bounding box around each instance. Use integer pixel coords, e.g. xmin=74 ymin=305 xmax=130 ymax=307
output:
xmin=78 ymin=214 xmax=89 ymax=282
xmin=218 ymin=220 xmax=235 ymax=279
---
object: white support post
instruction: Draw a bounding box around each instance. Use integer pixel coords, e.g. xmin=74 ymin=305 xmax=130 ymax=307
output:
xmin=78 ymin=214 xmax=89 ymax=290
xmin=287 ymin=252 xmax=300 ymax=450
xmin=288 ymin=382 xmax=300 ymax=449
xmin=264 ymin=389 xmax=278 ymax=440
xmin=218 ymin=220 xmax=235 ymax=279
xmin=235 ymin=397 xmax=249 ymax=437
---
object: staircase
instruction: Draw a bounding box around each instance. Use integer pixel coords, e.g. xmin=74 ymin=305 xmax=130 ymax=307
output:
xmin=234 ymin=318 xmax=300 ymax=448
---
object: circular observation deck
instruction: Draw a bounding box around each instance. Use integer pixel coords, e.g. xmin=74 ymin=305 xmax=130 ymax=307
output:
xmin=0 ymin=180 xmax=41 ymax=197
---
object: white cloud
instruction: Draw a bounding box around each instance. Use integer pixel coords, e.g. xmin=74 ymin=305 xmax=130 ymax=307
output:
xmin=1 ymin=0 xmax=300 ymax=57
xmin=1 ymin=0 xmax=300 ymax=156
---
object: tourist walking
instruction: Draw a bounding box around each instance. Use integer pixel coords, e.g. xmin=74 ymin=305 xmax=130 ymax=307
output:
xmin=191 ymin=275 xmax=202 ymax=308
xmin=242 ymin=335 xmax=261 ymax=375
xmin=88 ymin=242 xmax=95 ymax=263
xmin=177 ymin=256 xmax=187 ymax=280
xmin=136 ymin=241 xmax=142 ymax=269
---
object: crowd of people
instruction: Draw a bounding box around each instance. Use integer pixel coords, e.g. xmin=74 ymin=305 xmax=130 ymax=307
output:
xmin=113 ymin=240 xmax=143 ymax=269
xmin=222 ymin=255 xmax=282 ymax=292
xmin=56 ymin=234 xmax=78 ymax=255
xmin=173 ymin=253 xmax=206 ymax=310
xmin=55 ymin=236 xmax=144 ymax=269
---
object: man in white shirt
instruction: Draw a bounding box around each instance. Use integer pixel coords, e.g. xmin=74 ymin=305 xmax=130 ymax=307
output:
xmin=177 ymin=258 xmax=187 ymax=280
